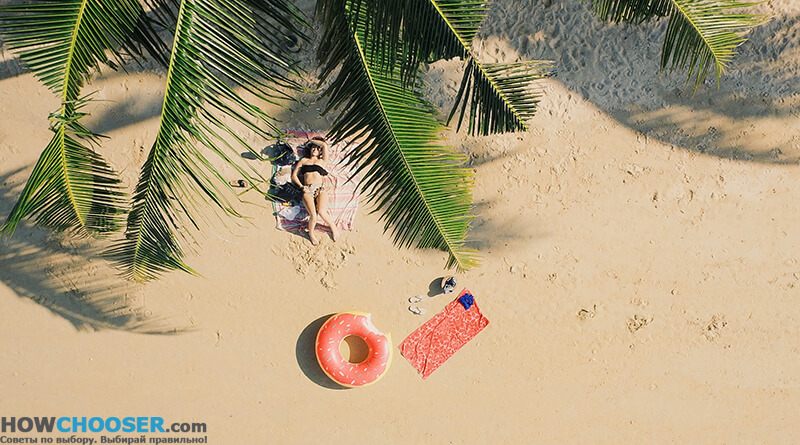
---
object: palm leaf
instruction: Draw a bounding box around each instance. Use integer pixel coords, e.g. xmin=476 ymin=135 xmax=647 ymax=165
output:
xmin=400 ymin=0 xmax=489 ymax=80
xmin=429 ymin=0 xmax=551 ymax=135
xmin=0 ymin=0 xmax=165 ymax=236
xmin=0 ymin=0 xmax=168 ymax=95
xmin=319 ymin=1 xmax=479 ymax=270
xmin=663 ymin=0 xmax=765 ymax=87
xmin=1 ymin=97 xmax=126 ymax=236
xmin=322 ymin=0 xmax=488 ymax=78
xmin=107 ymin=0 xmax=307 ymax=282
xmin=449 ymin=58 xmax=551 ymax=135
xmin=319 ymin=0 xmax=548 ymax=138
xmin=591 ymin=0 xmax=766 ymax=87
xmin=139 ymin=0 xmax=181 ymax=30
xmin=591 ymin=0 xmax=671 ymax=23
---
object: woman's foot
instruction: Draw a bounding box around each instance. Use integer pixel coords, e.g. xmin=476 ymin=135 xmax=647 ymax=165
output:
xmin=308 ymin=231 xmax=320 ymax=246
xmin=330 ymin=225 xmax=339 ymax=242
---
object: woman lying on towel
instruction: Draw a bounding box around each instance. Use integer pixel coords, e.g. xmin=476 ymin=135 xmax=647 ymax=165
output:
xmin=291 ymin=136 xmax=339 ymax=245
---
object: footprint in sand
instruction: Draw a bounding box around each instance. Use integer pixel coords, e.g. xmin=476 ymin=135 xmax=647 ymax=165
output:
xmin=627 ymin=314 xmax=653 ymax=333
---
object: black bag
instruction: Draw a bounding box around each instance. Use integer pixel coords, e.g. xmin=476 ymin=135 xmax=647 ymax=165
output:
xmin=271 ymin=181 xmax=303 ymax=204
xmin=274 ymin=141 xmax=296 ymax=166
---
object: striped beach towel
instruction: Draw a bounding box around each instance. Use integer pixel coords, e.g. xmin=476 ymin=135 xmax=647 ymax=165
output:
xmin=273 ymin=130 xmax=361 ymax=234
xmin=398 ymin=288 xmax=490 ymax=379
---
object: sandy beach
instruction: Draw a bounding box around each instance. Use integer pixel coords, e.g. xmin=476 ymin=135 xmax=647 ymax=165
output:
xmin=1 ymin=0 xmax=800 ymax=442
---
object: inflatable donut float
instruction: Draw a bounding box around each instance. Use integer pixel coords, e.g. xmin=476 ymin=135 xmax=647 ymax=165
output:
xmin=315 ymin=312 xmax=392 ymax=387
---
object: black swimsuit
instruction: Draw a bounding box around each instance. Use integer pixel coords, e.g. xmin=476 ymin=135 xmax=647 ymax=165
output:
xmin=299 ymin=164 xmax=329 ymax=176
xmin=298 ymin=164 xmax=329 ymax=198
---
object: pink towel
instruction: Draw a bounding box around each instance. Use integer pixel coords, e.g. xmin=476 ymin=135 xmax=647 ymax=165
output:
xmin=274 ymin=130 xmax=361 ymax=233
xmin=398 ymin=288 xmax=490 ymax=379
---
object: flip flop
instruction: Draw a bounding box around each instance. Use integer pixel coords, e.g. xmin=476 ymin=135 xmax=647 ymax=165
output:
xmin=408 ymin=305 xmax=426 ymax=315
xmin=408 ymin=295 xmax=425 ymax=304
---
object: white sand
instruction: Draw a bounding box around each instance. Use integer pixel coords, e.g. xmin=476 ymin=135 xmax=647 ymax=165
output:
xmin=1 ymin=1 xmax=800 ymax=442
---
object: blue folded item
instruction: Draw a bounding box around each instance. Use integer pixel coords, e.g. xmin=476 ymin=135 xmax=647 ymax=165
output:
xmin=458 ymin=292 xmax=474 ymax=310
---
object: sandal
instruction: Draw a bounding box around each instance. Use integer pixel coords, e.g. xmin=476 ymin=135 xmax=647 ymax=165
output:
xmin=408 ymin=295 xmax=425 ymax=304
xmin=408 ymin=305 xmax=426 ymax=315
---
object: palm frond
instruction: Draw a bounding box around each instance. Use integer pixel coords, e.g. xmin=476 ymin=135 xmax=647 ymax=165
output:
xmin=0 ymin=0 xmax=163 ymax=236
xmin=591 ymin=0 xmax=671 ymax=23
xmin=1 ymin=97 xmax=126 ymax=236
xmin=663 ymin=0 xmax=765 ymax=88
xmin=400 ymin=0 xmax=489 ymax=83
xmin=319 ymin=0 xmax=548 ymax=137
xmin=108 ymin=0 xmax=307 ymax=282
xmin=591 ymin=0 xmax=766 ymax=88
xmin=320 ymin=2 xmax=479 ymax=270
xmin=0 ymin=0 xmax=168 ymax=95
xmin=139 ymin=0 xmax=181 ymax=29
xmin=450 ymin=58 xmax=551 ymax=135
xmin=425 ymin=1 xmax=551 ymax=134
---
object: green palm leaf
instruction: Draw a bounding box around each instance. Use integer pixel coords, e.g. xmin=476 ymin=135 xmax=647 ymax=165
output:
xmin=389 ymin=0 xmax=489 ymax=83
xmin=1 ymin=97 xmax=126 ymax=236
xmin=107 ymin=0 xmax=307 ymax=282
xmin=592 ymin=0 xmax=671 ymax=23
xmin=319 ymin=1 xmax=479 ymax=270
xmin=0 ymin=0 xmax=165 ymax=236
xmin=591 ymin=0 xmax=766 ymax=88
xmin=449 ymin=58 xmax=551 ymax=135
xmin=0 ymin=0 xmax=167 ymax=95
xmin=319 ymin=0 xmax=549 ymax=137
xmin=428 ymin=0 xmax=551 ymax=135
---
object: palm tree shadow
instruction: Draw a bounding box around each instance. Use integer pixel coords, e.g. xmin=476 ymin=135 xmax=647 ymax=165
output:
xmin=295 ymin=314 xmax=348 ymax=390
xmin=0 ymin=168 xmax=187 ymax=334
xmin=88 ymin=92 xmax=165 ymax=135
xmin=0 ymin=23 xmax=26 ymax=82
xmin=0 ymin=56 xmax=24 ymax=82
xmin=466 ymin=199 xmax=549 ymax=252
xmin=475 ymin=0 xmax=800 ymax=164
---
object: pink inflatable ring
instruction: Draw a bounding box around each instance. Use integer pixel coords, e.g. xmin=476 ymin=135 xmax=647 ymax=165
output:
xmin=315 ymin=312 xmax=392 ymax=387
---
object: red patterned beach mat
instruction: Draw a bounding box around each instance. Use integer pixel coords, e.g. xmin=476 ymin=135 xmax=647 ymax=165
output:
xmin=398 ymin=289 xmax=489 ymax=379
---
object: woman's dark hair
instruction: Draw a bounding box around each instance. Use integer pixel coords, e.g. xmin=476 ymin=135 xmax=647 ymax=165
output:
xmin=305 ymin=139 xmax=325 ymax=158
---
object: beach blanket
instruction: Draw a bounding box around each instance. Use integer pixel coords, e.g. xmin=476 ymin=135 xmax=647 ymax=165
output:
xmin=273 ymin=130 xmax=360 ymax=233
xmin=398 ymin=288 xmax=490 ymax=379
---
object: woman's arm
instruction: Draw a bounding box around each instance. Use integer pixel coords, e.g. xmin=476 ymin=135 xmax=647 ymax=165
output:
xmin=322 ymin=141 xmax=329 ymax=162
xmin=292 ymin=159 xmax=306 ymax=187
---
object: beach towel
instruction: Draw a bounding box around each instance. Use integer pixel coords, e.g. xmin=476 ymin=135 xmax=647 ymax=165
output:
xmin=398 ymin=288 xmax=490 ymax=379
xmin=273 ymin=130 xmax=361 ymax=234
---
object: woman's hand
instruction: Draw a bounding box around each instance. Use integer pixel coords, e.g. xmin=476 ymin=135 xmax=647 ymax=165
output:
xmin=291 ymin=158 xmax=306 ymax=189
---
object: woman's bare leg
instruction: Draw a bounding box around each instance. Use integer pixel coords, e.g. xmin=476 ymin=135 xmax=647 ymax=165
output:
xmin=316 ymin=189 xmax=339 ymax=241
xmin=302 ymin=192 xmax=319 ymax=245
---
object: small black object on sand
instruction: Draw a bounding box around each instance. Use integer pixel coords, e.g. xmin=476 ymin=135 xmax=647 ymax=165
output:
xmin=441 ymin=276 xmax=456 ymax=294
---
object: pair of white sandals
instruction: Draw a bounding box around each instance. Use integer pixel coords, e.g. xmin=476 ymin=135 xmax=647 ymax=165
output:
xmin=408 ymin=295 xmax=429 ymax=315
xmin=407 ymin=276 xmax=456 ymax=315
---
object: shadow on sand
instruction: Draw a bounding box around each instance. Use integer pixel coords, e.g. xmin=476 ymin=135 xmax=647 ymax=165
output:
xmin=466 ymin=198 xmax=549 ymax=252
xmin=295 ymin=313 xmax=348 ymax=390
xmin=0 ymin=168 xmax=186 ymax=334
xmin=475 ymin=0 xmax=800 ymax=164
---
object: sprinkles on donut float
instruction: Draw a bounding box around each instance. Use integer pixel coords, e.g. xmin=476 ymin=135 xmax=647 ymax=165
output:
xmin=315 ymin=312 xmax=392 ymax=387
